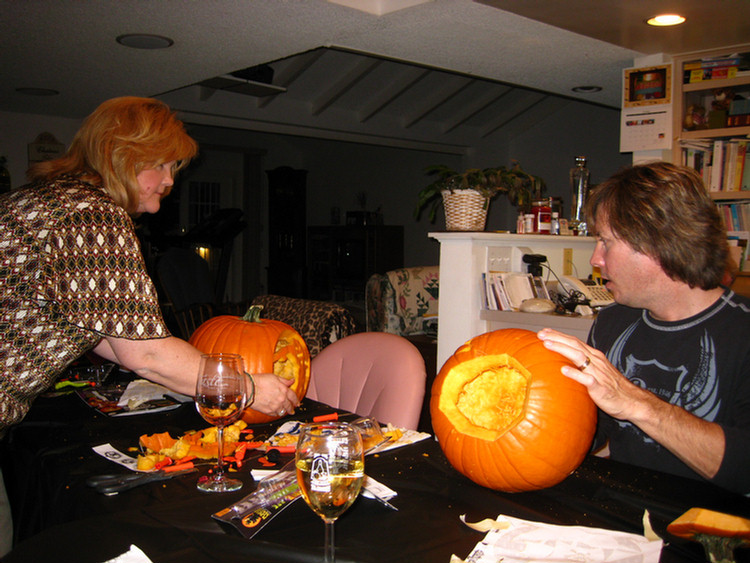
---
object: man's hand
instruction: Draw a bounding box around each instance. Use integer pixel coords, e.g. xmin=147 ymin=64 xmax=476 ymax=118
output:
xmin=536 ymin=328 xmax=725 ymax=479
xmin=536 ymin=328 xmax=647 ymax=421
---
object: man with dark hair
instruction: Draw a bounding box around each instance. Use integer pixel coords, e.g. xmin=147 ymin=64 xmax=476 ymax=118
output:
xmin=539 ymin=161 xmax=750 ymax=494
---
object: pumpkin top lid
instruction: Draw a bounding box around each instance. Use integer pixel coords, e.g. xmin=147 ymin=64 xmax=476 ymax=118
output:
xmin=668 ymin=507 xmax=750 ymax=540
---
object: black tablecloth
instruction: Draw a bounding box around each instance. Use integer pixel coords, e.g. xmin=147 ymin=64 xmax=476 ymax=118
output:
xmin=2 ymin=391 xmax=750 ymax=563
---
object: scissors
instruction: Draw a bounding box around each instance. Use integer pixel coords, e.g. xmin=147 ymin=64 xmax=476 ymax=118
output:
xmin=86 ymin=467 xmax=197 ymax=495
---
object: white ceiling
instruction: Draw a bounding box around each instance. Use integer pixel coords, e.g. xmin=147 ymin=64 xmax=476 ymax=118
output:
xmin=1 ymin=0 xmax=748 ymax=146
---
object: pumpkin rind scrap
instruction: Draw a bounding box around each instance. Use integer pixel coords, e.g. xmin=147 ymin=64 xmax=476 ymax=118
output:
xmin=430 ymin=328 xmax=596 ymax=492
xmin=668 ymin=508 xmax=750 ymax=540
xmin=188 ymin=306 xmax=311 ymax=424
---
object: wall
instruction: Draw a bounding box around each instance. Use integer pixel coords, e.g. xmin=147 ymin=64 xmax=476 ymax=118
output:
xmin=478 ymin=103 xmax=632 ymax=232
xmin=187 ymin=125 xmax=465 ymax=272
xmin=0 ymin=110 xmax=80 ymax=188
xmin=188 ymin=99 xmax=628 ymax=276
xmin=0 ymin=100 xmax=629 ymax=297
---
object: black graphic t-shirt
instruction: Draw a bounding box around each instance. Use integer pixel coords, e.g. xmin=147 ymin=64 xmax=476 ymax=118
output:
xmin=589 ymin=290 xmax=750 ymax=494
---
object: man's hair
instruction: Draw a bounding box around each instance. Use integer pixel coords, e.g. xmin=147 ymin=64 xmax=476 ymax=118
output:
xmin=585 ymin=161 xmax=728 ymax=290
xmin=28 ymin=96 xmax=198 ymax=214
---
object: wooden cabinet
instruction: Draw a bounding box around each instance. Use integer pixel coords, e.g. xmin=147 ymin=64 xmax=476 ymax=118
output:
xmin=267 ymin=167 xmax=307 ymax=297
xmin=307 ymin=225 xmax=404 ymax=302
xmin=672 ymin=45 xmax=750 ymax=201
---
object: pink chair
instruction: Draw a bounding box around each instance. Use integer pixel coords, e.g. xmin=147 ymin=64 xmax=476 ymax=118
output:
xmin=307 ymin=332 xmax=427 ymax=430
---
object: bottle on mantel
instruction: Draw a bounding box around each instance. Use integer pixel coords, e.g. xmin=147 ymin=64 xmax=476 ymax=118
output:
xmin=569 ymin=156 xmax=590 ymax=236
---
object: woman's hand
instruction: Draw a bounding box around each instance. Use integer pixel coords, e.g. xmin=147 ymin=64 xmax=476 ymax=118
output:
xmin=249 ymin=374 xmax=299 ymax=418
xmin=98 ymin=335 xmax=300 ymax=418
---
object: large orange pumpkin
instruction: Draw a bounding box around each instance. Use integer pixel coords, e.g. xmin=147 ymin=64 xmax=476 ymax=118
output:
xmin=189 ymin=305 xmax=311 ymax=424
xmin=430 ymin=328 xmax=596 ymax=492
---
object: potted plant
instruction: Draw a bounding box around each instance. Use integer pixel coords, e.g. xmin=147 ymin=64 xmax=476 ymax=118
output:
xmin=414 ymin=160 xmax=544 ymax=231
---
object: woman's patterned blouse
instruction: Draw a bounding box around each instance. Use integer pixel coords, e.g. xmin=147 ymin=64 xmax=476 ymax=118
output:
xmin=0 ymin=175 xmax=168 ymax=429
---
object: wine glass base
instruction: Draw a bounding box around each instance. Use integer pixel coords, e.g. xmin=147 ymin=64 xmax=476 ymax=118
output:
xmin=196 ymin=475 xmax=244 ymax=493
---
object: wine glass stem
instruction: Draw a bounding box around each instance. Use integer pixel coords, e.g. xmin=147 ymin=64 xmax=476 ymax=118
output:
xmin=324 ymin=520 xmax=335 ymax=563
xmin=215 ymin=424 xmax=225 ymax=478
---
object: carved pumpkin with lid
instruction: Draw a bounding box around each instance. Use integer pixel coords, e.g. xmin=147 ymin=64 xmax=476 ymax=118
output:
xmin=189 ymin=305 xmax=310 ymax=424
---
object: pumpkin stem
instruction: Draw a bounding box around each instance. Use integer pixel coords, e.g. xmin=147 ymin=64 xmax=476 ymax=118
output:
xmin=242 ymin=305 xmax=264 ymax=323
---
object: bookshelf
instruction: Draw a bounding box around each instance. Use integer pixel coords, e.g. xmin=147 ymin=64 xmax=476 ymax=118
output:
xmin=672 ymin=45 xmax=750 ymax=198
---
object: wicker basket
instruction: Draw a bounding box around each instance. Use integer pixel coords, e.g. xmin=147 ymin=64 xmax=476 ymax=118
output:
xmin=441 ymin=189 xmax=489 ymax=231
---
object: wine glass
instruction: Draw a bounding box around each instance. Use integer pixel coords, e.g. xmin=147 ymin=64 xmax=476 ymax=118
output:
xmin=194 ymin=353 xmax=249 ymax=493
xmin=295 ymin=422 xmax=364 ymax=563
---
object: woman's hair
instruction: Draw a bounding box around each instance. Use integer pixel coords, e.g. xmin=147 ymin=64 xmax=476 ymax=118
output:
xmin=585 ymin=161 xmax=728 ymax=289
xmin=28 ymin=96 xmax=198 ymax=213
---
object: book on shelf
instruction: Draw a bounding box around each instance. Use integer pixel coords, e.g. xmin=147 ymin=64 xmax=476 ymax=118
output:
xmin=491 ymin=274 xmax=512 ymax=311
xmin=717 ymin=203 xmax=750 ymax=232
xmin=686 ymin=66 xmax=738 ymax=84
xmin=735 ymin=141 xmax=748 ymax=191
xmin=682 ymin=139 xmax=750 ymax=192
xmin=710 ymin=140 xmax=725 ymax=192
xmin=727 ymin=231 xmax=750 ymax=272
xmin=482 ymin=272 xmax=548 ymax=311
xmin=481 ymin=273 xmax=494 ymax=310
xmin=683 ymin=56 xmax=743 ymax=70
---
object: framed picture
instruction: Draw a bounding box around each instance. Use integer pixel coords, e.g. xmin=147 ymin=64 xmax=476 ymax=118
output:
xmin=27 ymin=132 xmax=65 ymax=166
xmin=623 ymin=64 xmax=671 ymax=107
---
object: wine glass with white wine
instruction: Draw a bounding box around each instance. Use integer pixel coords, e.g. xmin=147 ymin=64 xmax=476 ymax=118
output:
xmin=194 ymin=353 xmax=249 ymax=493
xmin=295 ymin=421 xmax=364 ymax=563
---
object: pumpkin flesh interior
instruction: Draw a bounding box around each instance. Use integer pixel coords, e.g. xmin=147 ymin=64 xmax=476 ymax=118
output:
xmin=439 ymin=354 xmax=530 ymax=441
xmin=273 ymin=330 xmax=304 ymax=380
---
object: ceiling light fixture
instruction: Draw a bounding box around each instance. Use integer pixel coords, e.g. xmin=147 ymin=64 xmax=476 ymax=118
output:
xmin=16 ymin=87 xmax=59 ymax=96
xmin=116 ymin=34 xmax=174 ymax=49
xmin=572 ymin=85 xmax=602 ymax=94
xmin=646 ymin=14 xmax=686 ymax=26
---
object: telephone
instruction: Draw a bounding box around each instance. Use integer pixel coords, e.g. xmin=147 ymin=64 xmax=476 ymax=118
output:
xmin=558 ymin=275 xmax=615 ymax=308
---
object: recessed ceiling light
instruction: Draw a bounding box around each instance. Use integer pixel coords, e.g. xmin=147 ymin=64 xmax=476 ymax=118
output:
xmin=16 ymin=87 xmax=59 ymax=96
xmin=646 ymin=14 xmax=686 ymax=26
xmin=116 ymin=34 xmax=174 ymax=49
xmin=572 ymin=85 xmax=602 ymax=94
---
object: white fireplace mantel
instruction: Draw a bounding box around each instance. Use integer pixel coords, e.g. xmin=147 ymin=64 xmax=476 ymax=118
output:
xmin=429 ymin=232 xmax=598 ymax=370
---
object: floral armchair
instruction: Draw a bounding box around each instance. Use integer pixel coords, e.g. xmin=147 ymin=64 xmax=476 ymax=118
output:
xmin=365 ymin=266 xmax=439 ymax=335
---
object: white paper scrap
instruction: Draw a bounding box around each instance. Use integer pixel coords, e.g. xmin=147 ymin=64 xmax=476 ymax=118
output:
xmin=116 ymin=379 xmax=191 ymax=409
xmin=459 ymin=514 xmax=663 ymax=563
xmin=361 ymin=475 xmax=397 ymax=501
xmin=93 ymin=443 xmax=140 ymax=471
xmin=369 ymin=428 xmax=431 ymax=454
xmin=104 ymin=544 xmax=154 ymax=563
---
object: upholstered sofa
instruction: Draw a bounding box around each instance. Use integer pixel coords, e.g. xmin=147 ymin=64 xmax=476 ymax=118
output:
xmin=165 ymin=294 xmax=358 ymax=359
xmin=365 ymin=266 xmax=439 ymax=336
xmin=251 ymin=294 xmax=358 ymax=357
